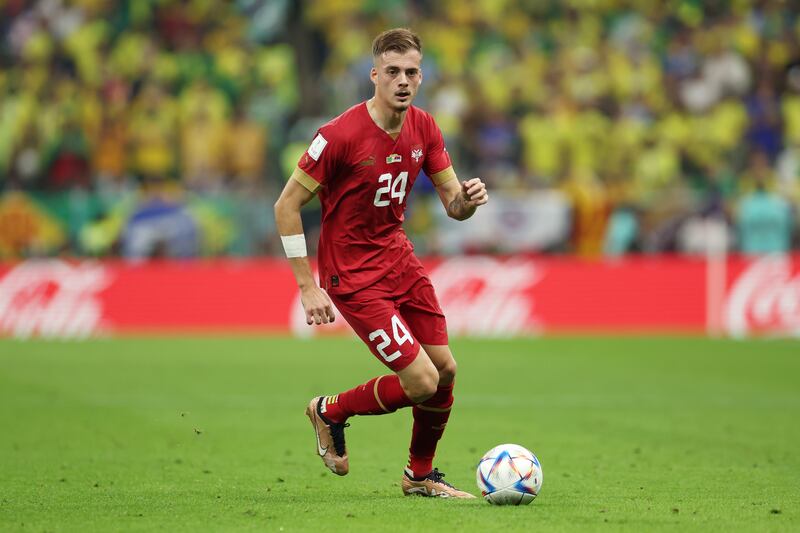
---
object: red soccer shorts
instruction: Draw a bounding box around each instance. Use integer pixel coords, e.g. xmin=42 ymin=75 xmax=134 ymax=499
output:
xmin=329 ymin=257 xmax=448 ymax=372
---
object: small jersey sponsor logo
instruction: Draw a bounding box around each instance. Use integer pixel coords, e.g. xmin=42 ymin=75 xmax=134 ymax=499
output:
xmin=308 ymin=133 xmax=328 ymax=161
xmin=411 ymin=148 xmax=423 ymax=162
xmin=359 ymin=155 xmax=376 ymax=166
xmin=386 ymin=153 xmax=402 ymax=164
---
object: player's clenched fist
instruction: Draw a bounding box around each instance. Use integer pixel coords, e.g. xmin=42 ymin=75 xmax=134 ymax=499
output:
xmin=461 ymin=178 xmax=488 ymax=207
xmin=301 ymin=286 xmax=336 ymax=325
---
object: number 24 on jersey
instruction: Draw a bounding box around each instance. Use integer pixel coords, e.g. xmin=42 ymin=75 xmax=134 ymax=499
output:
xmin=373 ymin=172 xmax=409 ymax=207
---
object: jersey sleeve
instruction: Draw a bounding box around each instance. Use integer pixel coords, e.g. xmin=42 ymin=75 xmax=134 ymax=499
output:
xmin=422 ymin=115 xmax=456 ymax=186
xmin=294 ymin=127 xmax=343 ymax=192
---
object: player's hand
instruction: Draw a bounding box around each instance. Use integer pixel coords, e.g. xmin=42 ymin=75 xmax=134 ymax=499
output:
xmin=461 ymin=178 xmax=488 ymax=208
xmin=300 ymin=285 xmax=336 ymax=325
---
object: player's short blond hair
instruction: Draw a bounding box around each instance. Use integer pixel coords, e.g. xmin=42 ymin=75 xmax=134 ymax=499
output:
xmin=372 ymin=28 xmax=421 ymax=60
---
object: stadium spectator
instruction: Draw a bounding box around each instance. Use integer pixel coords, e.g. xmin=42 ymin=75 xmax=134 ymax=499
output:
xmin=0 ymin=0 xmax=799 ymax=258
xmin=736 ymin=152 xmax=794 ymax=254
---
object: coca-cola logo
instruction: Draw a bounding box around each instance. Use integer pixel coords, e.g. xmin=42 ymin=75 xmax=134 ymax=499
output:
xmin=0 ymin=260 xmax=111 ymax=338
xmin=724 ymin=256 xmax=800 ymax=337
xmin=289 ymin=257 xmax=542 ymax=338
xmin=429 ymin=256 xmax=541 ymax=336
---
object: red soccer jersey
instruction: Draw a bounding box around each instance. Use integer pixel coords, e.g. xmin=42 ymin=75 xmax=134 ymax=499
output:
xmin=295 ymin=102 xmax=453 ymax=294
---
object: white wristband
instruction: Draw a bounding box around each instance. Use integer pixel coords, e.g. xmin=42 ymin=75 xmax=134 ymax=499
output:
xmin=281 ymin=234 xmax=308 ymax=258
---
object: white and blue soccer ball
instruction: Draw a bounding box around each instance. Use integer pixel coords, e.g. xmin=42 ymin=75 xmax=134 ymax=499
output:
xmin=476 ymin=443 xmax=543 ymax=505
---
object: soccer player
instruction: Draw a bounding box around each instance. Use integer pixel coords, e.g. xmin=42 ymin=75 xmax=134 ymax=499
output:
xmin=274 ymin=28 xmax=488 ymax=498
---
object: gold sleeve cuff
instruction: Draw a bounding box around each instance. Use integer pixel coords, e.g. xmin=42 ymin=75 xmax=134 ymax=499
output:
xmin=291 ymin=167 xmax=321 ymax=193
xmin=430 ymin=166 xmax=457 ymax=186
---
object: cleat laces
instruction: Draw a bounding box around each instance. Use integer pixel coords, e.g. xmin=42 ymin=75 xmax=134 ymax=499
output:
xmin=329 ymin=422 xmax=349 ymax=457
xmin=426 ymin=468 xmax=455 ymax=488
xmin=314 ymin=397 xmax=348 ymax=457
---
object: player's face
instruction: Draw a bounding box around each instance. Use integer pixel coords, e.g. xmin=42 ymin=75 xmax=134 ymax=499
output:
xmin=371 ymin=50 xmax=422 ymax=113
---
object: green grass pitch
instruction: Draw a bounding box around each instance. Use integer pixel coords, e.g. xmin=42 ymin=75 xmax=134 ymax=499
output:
xmin=1 ymin=336 xmax=798 ymax=532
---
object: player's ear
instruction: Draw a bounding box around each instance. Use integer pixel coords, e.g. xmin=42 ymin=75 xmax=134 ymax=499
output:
xmin=370 ymin=67 xmax=377 ymax=86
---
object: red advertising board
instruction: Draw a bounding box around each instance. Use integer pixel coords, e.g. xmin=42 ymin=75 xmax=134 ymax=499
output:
xmin=0 ymin=255 xmax=798 ymax=338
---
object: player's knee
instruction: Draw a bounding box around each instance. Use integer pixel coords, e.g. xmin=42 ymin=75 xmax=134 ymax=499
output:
xmin=438 ymin=359 xmax=457 ymax=385
xmin=404 ymin=367 xmax=439 ymax=403
xmin=407 ymin=381 xmax=437 ymax=403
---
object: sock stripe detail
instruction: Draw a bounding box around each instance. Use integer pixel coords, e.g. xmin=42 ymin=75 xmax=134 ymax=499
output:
xmin=373 ymin=376 xmax=390 ymax=413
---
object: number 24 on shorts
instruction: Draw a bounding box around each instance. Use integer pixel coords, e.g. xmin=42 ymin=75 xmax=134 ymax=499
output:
xmin=368 ymin=314 xmax=413 ymax=362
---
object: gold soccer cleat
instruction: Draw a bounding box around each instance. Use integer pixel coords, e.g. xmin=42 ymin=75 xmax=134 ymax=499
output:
xmin=402 ymin=468 xmax=476 ymax=498
xmin=305 ymin=397 xmax=349 ymax=476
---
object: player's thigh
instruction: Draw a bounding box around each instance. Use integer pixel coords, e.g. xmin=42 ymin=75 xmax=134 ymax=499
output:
xmin=329 ymin=291 xmax=421 ymax=372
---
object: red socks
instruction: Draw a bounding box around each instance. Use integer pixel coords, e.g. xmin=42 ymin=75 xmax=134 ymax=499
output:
xmin=319 ymin=376 xmax=455 ymax=479
xmin=407 ymin=382 xmax=454 ymax=478
xmin=320 ymin=374 xmax=413 ymax=423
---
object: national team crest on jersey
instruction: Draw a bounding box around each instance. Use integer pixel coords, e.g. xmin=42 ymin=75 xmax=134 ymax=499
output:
xmin=411 ymin=148 xmax=423 ymax=162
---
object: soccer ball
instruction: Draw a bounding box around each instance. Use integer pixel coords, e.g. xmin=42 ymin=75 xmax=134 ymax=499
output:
xmin=476 ymin=443 xmax=543 ymax=505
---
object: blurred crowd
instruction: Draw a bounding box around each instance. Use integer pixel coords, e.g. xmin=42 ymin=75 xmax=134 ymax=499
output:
xmin=0 ymin=0 xmax=798 ymax=259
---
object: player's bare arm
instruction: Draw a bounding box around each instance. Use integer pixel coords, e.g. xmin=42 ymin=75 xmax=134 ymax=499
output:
xmin=274 ymin=173 xmax=335 ymax=326
xmin=434 ymin=172 xmax=489 ymax=221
